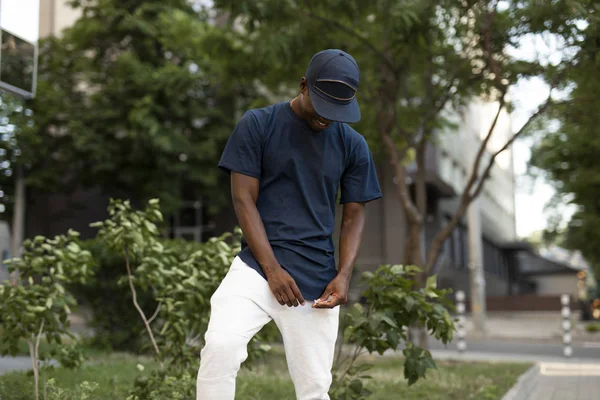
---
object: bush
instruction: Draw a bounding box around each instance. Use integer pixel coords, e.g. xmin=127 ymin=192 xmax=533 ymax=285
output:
xmin=330 ymin=265 xmax=455 ymax=399
xmin=72 ymin=238 xmax=157 ymax=352
xmin=586 ymin=323 xmax=600 ymax=333
xmin=87 ymin=199 xmax=279 ymax=397
xmin=45 ymin=378 xmax=100 ymax=400
xmin=73 ymin=238 xmax=219 ymax=353
xmin=127 ymin=370 xmax=195 ymax=400
xmin=0 ymin=231 xmax=94 ymax=400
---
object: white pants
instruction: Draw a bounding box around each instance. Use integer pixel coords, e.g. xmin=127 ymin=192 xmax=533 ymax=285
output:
xmin=196 ymin=257 xmax=340 ymax=400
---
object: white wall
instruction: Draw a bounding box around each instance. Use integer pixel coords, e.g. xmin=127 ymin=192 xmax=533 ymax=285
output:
xmin=533 ymin=275 xmax=578 ymax=298
xmin=39 ymin=0 xmax=81 ymax=38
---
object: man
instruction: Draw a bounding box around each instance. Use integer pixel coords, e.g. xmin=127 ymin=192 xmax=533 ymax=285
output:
xmin=196 ymin=49 xmax=382 ymax=400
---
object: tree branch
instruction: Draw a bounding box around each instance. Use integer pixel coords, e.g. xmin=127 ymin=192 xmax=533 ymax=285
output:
xmin=28 ymin=321 xmax=44 ymax=400
xmin=424 ymin=89 xmax=554 ymax=272
xmin=148 ymin=302 xmax=162 ymax=325
xmin=301 ymin=10 xmax=397 ymax=73
xmin=124 ymin=245 xmax=163 ymax=367
xmin=423 ymin=97 xmax=504 ymax=273
xmin=466 ymin=94 xmax=507 ymax=195
xmin=35 ymin=320 xmax=44 ymax=365
xmin=470 ymin=92 xmax=554 ymax=201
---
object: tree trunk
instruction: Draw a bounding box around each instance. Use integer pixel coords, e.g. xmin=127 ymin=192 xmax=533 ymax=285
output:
xmin=27 ymin=340 xmax=39 ymax=400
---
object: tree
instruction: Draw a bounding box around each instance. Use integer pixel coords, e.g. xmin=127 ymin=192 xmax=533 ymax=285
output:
xmin=0 ymin=92 xmax=30 ymax=223
xmin=211 ymin=0 xmax=579 ymax=339
xmin=530 ymin=3 xmax=600 ymax=281
xmin=19 ymin=0 xmax=260 ymax=217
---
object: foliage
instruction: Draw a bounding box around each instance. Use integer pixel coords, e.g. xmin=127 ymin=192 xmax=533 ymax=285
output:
xmin=330 ymin=265 xmax=455 ymax=399
xmin=89 ymin=198 xmax=277 ymax=396
xmin=126 ymin=371 xmax=195 ymax=400
xmin=529 ymin=2 xmax=600 ymax=281
xmin=0 ymin=92 xmax=32 ymax=222
xmin=0 ymin=230 xmax=94 ymax=400
xmin=45 ymin=378 xmax=100 ymax=400
xmin=18 ymin=0 xmax=260 ymax=215
xmin=73 ymin=238 xmax=157 ymax=352
xmin=586 ymin=323 xmax=600 ymax=334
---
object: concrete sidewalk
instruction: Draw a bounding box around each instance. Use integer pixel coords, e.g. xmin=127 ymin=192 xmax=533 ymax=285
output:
xmin=428 ymin=349 xmax=600 ymax=365
xmin=502 ymin=363 xmax=600 ymax=400
xmin=463 ymin=312 xmax=600 ymax=343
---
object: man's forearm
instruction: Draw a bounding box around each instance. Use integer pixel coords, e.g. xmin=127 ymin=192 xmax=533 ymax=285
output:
xmin=232 ymin=196 xmax=280 ymax=277
xmin=337 ymin=203 xmax=366 ymax=280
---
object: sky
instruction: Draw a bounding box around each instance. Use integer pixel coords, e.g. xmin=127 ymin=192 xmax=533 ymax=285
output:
xmin=508 ymin=33 xmax=577 ymax=239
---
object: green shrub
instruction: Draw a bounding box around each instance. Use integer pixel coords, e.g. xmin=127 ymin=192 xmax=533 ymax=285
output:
xmin=330 ymin=265 xmax=455 ymax=399
xmin=86 ymin=199 xmax=279 ymax=397
xmin=0 ymin=231 xmax=94 ymax=400
xmin=586 ymin=323 xmax=600 ymax=333
xmin=45 ymin=378 xmax=100 ymax=400
xmin=72 ymin=238 xmax=157 ymax=352
xmin=127 ymin=369 xmax=195 ymax=400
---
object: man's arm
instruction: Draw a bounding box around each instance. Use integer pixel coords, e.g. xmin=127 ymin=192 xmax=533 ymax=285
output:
xmin=231 ymin=172 xmax=305 ymax=307
xmin=313 ymin=202 xmax=366 ymax=308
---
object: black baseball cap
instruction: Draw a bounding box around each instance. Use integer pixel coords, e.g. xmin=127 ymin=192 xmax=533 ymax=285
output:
xmin=305 ymin=49 xmax=361 ymax=123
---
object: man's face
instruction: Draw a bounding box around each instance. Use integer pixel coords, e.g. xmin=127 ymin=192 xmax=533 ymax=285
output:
xmin=299 ymin=79 xmax=333 ymax=132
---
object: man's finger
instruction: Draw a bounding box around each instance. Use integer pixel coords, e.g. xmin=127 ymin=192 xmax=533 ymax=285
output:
xmin=284 ymin=286 xmax=299 ymax=307
xmin=313 ymin=294 xmax=339 ymax=309
xmin=280 ymin=292 xmax=293 ymax=307
xmin=290 ymin=283 xmax=305 ymax=306
xmin=275 ymin=293 xmax=285 ymax=306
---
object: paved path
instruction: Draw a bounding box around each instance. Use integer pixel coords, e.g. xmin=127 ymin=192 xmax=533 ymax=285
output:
xmin=428 ymin=337 xmax=600 ymax=361
xmin=428 ymin=349 xmax=600 ymax=364
xmin=503 ymin=363 xmax=600 ymax=400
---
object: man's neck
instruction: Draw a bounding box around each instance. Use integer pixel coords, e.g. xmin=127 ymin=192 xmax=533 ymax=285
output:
xmin=290 ymin=96 xmax=305 ymax=121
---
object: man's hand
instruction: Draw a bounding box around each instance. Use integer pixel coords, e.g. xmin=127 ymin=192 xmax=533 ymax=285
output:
xmin=267 ymin=267 xmax=306 ymax=307
xmin=313 ymin=275 xmax=350 ymax=309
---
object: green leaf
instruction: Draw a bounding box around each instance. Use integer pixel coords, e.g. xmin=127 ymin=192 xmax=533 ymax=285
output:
xmin=387 ymin=329 xmax=400 ymax=349
xmin=144 ymin=220 xmax=158 ymax=234
xmin=390 ymin=265 xmax=404 ymax=274
xmin=426 ymin=274 xmax=437 ymax=290
xmin=381 ymin=315 xmax=398 ymax=328
xmin=405 ymin=265 xmax=423 ymax=274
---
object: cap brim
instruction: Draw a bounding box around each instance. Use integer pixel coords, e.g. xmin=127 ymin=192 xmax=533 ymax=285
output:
xmin=309 ymin=87 xmax=361 ymax=124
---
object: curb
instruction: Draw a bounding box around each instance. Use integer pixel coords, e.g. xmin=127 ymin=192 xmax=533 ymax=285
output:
xmin=501 ymin=363 xmax=540 ymax=400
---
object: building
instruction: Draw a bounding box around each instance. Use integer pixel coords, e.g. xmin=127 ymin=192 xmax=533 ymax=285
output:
xmin=39 ymin=0 xmax=81 ymax=38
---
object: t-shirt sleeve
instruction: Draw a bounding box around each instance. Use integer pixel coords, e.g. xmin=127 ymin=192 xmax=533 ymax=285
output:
xmin=340 ymin=137 xmax=383 ymax=204
xmin=217 ymin=111 xmax=263 ymax=179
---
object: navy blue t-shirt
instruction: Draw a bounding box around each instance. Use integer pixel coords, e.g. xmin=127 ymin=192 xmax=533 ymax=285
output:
xmin=218 ymin=102 xmax=382 ymax=300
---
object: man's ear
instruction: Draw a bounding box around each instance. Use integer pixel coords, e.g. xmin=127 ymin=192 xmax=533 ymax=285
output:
xmin=300 ymin=77 xmax=308 ymax=93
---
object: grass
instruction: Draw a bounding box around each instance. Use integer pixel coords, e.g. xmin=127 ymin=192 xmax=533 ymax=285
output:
xmin=0 ymin=353 xmax=158 ymax=400
xmin=0 ymin=351 xmax=530 ymax=400
xmin=585 ymin=322 xmax=600 ymax=333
